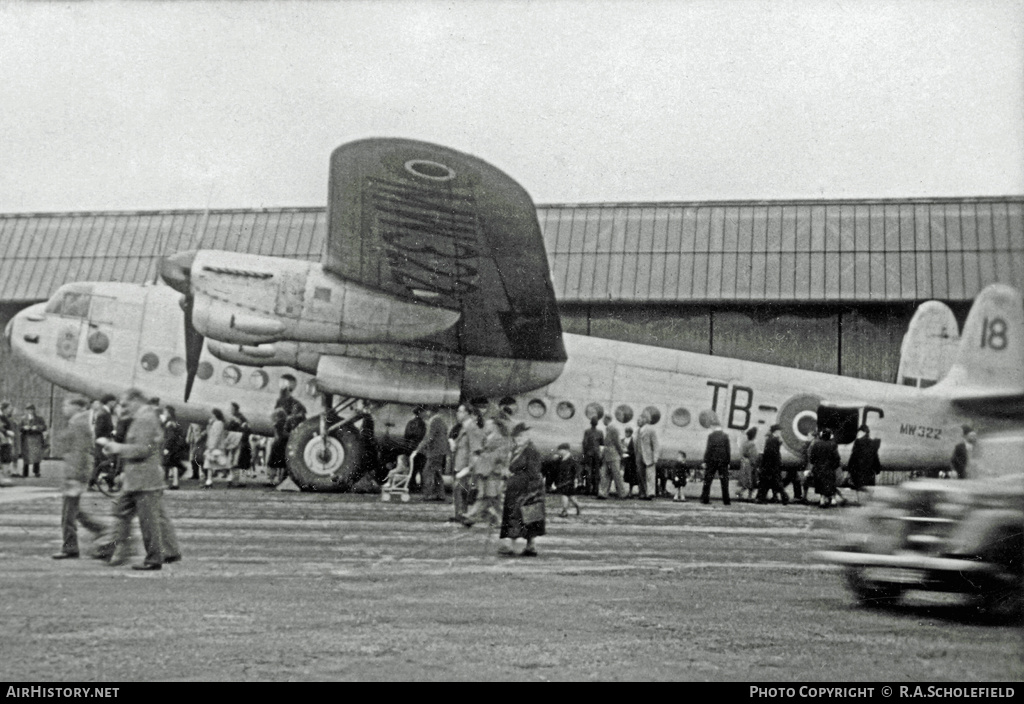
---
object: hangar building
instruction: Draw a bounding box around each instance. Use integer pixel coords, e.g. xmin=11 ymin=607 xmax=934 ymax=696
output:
xmin=1 ymin=196 xmax=1022 ymax=431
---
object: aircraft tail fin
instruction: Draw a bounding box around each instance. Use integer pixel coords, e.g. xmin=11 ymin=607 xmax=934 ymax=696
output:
xmin=897 ymin=300 xmax=960 ymax=388
xmin=931 ymin=284 xmax=1024 ymax=406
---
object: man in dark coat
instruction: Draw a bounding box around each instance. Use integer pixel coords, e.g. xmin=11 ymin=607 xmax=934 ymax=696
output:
xmin=949 ymin=424 xmax=974 ymax=479
xmin=755 ymin=424 xmax=788 ymax=504
xmin=581 ymin=416 xmax=604 ymax=496
xmin=411 ymin=407 xmax=448 ymax=501
xmin=810 ymin=429 xmax=841 ymax=508
xmin=846 ymin=424 xmax=882 ymax=502
xmin=700 ymin=415 xmax=731 ymax=505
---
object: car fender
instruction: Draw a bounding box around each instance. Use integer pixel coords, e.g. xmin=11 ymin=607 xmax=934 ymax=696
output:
xmin=947 ymin=509 xmax=1023 ymax=567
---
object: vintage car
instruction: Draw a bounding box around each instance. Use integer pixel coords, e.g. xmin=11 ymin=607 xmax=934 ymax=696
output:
xmin=816 ymin=463 xmax=1023 ymax=620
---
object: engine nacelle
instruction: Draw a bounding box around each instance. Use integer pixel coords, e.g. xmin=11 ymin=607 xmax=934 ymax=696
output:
xmin=188 ymin=250 xmax=461 ymax=346
xmin=315 ymin=346 xmax=566 ymax=406
xmin=206 ymin=340 xmax=322 ymax=374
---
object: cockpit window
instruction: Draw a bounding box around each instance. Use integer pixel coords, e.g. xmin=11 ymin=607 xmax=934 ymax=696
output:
xmin=45 ymin=291 xmax=92 ymax=318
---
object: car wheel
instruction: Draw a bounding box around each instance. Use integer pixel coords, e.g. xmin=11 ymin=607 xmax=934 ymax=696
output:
xmin=843 ymin=567 xmax=904 ymax=607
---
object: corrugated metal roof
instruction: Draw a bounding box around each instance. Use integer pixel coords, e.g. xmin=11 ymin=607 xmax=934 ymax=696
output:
xmin=0 ymin=198 xmax=1021 ymax=303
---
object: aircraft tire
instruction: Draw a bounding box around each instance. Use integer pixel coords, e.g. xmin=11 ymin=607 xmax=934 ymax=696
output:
xmin=285 ymin=417 xmax=365 ymax=492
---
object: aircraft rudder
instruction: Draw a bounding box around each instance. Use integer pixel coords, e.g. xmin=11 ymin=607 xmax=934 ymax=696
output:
xmin=938 ymin=283 xmax=1024 ymax=395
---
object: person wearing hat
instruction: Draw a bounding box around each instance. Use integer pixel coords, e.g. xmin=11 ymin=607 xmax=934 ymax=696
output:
xmin=846 ymin=424 xmax=882 ymax=503
xmin=498 ymin=422 xmax=545 ymax=557
xmin=19 ymin=403 xmax=47 ymax=478
xmin=51 ymin=396 xmax=108 ymax=558
xmin=551 ymin=442 xmax=582 ymax=517
xmin=755 ymin=424 xmax=788 ymax=504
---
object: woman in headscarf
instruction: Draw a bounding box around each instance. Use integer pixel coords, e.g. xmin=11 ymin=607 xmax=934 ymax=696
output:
xmin=499 ymin=422 xmax=546 ymax=557
xmin=202 ymin=408 xmax=227 ymax=488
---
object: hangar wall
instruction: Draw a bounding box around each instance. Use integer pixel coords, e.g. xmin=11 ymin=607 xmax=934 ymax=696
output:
xmin=1 ymin=196 xmax=1018 ymax=442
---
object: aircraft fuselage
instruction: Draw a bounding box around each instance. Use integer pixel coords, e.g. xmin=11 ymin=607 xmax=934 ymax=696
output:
xmin=7 ymin=281 xmax=1002 ymax=471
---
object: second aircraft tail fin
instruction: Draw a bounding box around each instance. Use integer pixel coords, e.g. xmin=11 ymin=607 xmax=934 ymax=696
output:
xmin=930 ymin=283 xmax=1024 ymax=407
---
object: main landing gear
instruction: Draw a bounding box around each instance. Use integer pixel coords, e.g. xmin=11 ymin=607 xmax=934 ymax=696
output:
xmin=285 ymin=395 xmax=366 ymax=492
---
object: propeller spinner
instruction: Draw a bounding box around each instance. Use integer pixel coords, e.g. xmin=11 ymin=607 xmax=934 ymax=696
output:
xmin=160 ymin=251 xmax=203 ymax=401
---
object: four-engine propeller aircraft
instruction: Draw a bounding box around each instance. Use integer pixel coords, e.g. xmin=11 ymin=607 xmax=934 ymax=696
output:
xmin=6 ymin=138 xmax=1023 ymax=491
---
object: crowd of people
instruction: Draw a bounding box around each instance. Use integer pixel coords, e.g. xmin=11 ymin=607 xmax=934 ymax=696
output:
xmin=12 ymin=385 xmax=989 ymax=566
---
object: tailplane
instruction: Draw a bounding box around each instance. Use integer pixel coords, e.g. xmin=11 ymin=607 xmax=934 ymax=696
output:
xmin=931 ymin=284 xmax=1024 ymax=408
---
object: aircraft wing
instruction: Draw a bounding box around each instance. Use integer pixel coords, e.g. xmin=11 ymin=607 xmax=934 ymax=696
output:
xmin=323 ymin=138 xmax=566 ymax=364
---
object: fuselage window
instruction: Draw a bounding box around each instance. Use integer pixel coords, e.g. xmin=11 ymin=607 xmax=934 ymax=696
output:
xmin=168 ymin=357 xmax=186 ymax=376
xmin=249 ymin=370 xmax=269 ymax=389
xmin=499 ymin=396 xmax=518 ymax=416
xmin=87 ymin=331 xmax=109 ymax=354
xmin=698 ymin=409 xmax=718 ymax=429
xmin=223 ymin=366 xmax=241 ymax=385
xmin=584 ymin=402 xmax=604 ymax=421
xmin=643 ymin=406 xmax=662 ymax=425
xmin=556 ymin=401 xmax=575 ymax=420
xmin=140 ymin=352 xmax=159 ymax=372
xmin=671 ymin=407 xmax=691 ymax=427
xmin=527 ymin=399 xmax=547 ymax=418
xmin=196 ymin=361 xmax=214 ymax=381
xmin=314 ymin=287 xmax=332 ymax=302
xmin=614 ymin=404 xmax=633 ymax=424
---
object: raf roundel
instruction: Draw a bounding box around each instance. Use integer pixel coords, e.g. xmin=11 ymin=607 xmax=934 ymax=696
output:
xmin=403 ymin=159 xmax=456 ymax=182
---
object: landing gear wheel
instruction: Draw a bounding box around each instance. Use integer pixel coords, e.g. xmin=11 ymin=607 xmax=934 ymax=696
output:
xmin=286 ymin=417 xmax=365 ymax=492
xmin=843 ymin=567 xmax=904 ymax=607
xmin=381 ymin=492 xmax=391 ymax=502
xmin=400 ymin=492 xmax=410 ymax=503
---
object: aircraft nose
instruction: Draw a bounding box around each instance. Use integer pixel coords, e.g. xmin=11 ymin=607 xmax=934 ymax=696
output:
xmin=3 ymin=317 xmax=12 ymax=349
xmin=160 ymin=250 xmax=197 ymax=294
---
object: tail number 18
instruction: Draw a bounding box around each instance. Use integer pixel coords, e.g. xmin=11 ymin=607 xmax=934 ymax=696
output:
xmin=980 ymin=317 xmax=1007 ymax=351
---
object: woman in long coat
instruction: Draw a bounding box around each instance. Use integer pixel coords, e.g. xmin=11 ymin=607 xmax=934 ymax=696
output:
xmin=499 ymin=422 xmax=546 ymax=557
xmin=809 ymin=429 xmax=841 ymax=508
xmin=19 ymin=404 xmax=47 ymax=478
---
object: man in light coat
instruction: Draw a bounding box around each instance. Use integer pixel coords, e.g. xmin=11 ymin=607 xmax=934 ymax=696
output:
xmin=598 ymin=415 xmax=628 ymax=499
xmin=51 ymin=396 xmax=107 ymax=558
xmin=636 ymin=412 xmax=660 ymax=500
xmin=448 ymin=404 xmax=484 ymax=522
xmin=94 ymin=388 xmax=180 ymax=570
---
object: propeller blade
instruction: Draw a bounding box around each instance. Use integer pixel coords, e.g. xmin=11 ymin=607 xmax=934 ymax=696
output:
xmin=182 ymin=294 xmax=204 ymax=403
xmin=164 ymin=251 xmax=204 ymax=402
